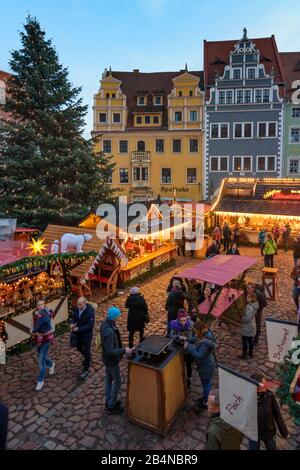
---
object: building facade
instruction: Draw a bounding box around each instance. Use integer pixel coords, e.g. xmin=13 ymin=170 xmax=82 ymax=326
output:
xmin=204 ymin=30 xmax=285 ymax=199
xmin=280 ymin=53 xmax=300 ymax=177
xmin=93 ymin=69 xmax=204 ymax=202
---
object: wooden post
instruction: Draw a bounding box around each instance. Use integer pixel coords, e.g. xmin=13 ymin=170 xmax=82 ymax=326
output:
xmin=262 ymin=267 xmax=278 ymax=301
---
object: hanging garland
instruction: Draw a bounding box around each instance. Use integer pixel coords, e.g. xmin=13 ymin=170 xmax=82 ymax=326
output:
xmin=276 ymin=332 xmax=300 ymax=426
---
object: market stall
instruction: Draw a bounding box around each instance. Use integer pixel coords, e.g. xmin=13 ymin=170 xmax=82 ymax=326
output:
xmin=212 ymin=178 xmax=300 ymax=243
xmin=0 ymin=239 xmax=95 ymax=351
xmin=177 ymin=255 xmax=257 ymax=326
xmin=79 ymin=200 xmax=197 ymax=283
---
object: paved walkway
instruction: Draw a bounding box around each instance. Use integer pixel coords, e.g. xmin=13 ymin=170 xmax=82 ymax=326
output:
xmin=1 ymin=247 xmax=299 ymax=450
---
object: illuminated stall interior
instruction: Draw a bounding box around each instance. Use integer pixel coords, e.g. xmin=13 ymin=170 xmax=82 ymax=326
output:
xmin=212 ymin=178 xmax=300 ymax=242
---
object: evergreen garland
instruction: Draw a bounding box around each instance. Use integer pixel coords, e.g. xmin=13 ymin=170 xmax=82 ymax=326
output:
xmin=276 ymin=333 xmax=300 ymax=426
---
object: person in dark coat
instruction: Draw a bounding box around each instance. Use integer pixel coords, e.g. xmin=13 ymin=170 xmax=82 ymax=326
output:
xmin=205 ymin=240 xmax=220 ymax=259
xmin=282 ymin=224 xmax=291 ymax=252
xmin=206 ymin=390 xmax=243 ymax=450
xmin=293 ymin=237 xmax=300 ymax=266
xmin=249 ymin=374 xmax=288 ymax=450
xmin=227 ymin=243 xmax=240 ymax=255
xmin=70 ymin=297 xmax=95 ymax=381
xmin=125 ymin=287 xmax=149 ymax=348
xmin=100 ymin=307 xmax=132 ymax=415
xmin=0 ymin=402 xmax=8 ymax=450
xmin=247 ymin=282 xmax=268 ymax=344
xmin=222 ymin=223 xmax=232 ymax=252
xmin=166 ymin=276 xmax=186 ymax=293
xmin=165 ymin=280 xmax=185 ymax=335
xmin=184 ymin=323 xmax=217 ymax=409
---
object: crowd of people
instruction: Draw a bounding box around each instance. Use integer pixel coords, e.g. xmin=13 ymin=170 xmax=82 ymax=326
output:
xmin=1 ymin=223 xmax=298 ymax=451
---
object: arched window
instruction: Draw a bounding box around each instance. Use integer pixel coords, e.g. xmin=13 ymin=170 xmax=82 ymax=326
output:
xmin=137 ymin=141 xmax=146 ymax=152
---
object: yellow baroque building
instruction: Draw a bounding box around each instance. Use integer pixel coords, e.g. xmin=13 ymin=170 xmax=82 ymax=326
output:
xmin=93 ymin=67 xmax=204 ymax=202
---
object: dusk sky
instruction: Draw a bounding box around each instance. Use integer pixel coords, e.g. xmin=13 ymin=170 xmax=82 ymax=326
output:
xmin=1 ymin=0 xmax=300 ymax=137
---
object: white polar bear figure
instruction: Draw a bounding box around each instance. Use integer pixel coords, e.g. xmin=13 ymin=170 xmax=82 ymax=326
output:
xmin=60 ymin=233 xmax=93 ymax=253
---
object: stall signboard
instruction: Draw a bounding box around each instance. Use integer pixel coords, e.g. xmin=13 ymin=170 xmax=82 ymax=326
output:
xmin=219 ymin=365 xmax=259 ymax=441
xmin=266 ymin=318 xmax=299 ymax=363
xmin=263 ymin=190 xmax=300 ymax=200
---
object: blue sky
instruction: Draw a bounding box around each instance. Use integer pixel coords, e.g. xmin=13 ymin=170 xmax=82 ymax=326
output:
xmin=1 ymin=0 xmax=300 ymax=137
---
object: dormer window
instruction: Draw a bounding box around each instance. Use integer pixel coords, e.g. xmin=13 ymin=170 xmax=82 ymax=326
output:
xmin=179 ymin=91 xmax=183 ymax=97
xmin=137 ymin=96 xmax=146 ymax=106
xmin=233 ymin=69 xmax=241 ymax=79
xmin=154 ymin=96 xmax=162 ymax=105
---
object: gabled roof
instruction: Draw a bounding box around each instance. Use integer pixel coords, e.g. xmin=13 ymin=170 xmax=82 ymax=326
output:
xmin=279 ymin=52 xmax=300 ymax=101
xmin=203 ymin=35 xmax=285 ymax=98
xmin=0 ymin=70 xmax=15 ymax=123
xmin=108 ymin=70 xmax=204 ymax=129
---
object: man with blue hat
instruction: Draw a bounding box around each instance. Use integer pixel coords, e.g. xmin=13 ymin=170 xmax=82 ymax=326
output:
xmin=100 ymin=306 xmax=132 ymax=415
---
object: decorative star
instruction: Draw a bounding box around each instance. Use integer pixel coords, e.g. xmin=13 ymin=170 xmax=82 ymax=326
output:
xmin=26 ymin=237 xmax=48 ymax=256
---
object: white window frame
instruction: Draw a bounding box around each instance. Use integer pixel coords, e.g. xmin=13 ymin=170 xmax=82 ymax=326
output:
xmin=256 ymin=155 xmax=277 ymax=172
xmin=235 ymin=89 xmax=253 ymax=104
xmin=99 ymin=112 xmax=107 ymax=123
xmin=231 ymin=67 xmax=243 ymax=80
xmin=289 ymin=127 xmax=300 ymax=144
xmin=209 ymin=156 xmax=229 ymax=172
xmin=172 ymin=139 xmax=182 ymax=153
xmin=174 ymin=110 xmax=183 ymax=123
xmin=210 ymin=123 xmax=229 ymax=139
xmin=137 ymin=96 xmax=146 ymax=106
xmin=153 ymin=96 xmax=162 ymax=106
xmin=133 ymin=167 xmax=149 ymax=182
xmin=233 ymin=156 xmax=253 ymax=173
xmin=218 ymin=90 xmax=226 ymax=105
xmin=161 ymin=168 xmax=172 ymax=184
xmin=189 ymin=110 xmax=198 ymax=122
xmin=254 ymin=88 xmax=271 ymax=103
xmin=291 ymin=107 xmax=300 ymax=118
xmin=225 ymin=90 xmax=234 ymax=104
xmin=247 ymin=67 xmax=257 ymax=79
xmin=112 ymin=112 xmax=121 ymax=124
xmin=186 ymin=168 xmax=197 ymax=184
xmin=233 ymin=122 xmax=253 ymax=139
xmin=257 ymin=122 xmax=278 ymax=138
xmin=119 ymin=168 xmax=129 ymax=184
xmin=288 ymin=157 xmax=300 ymax=175
xmin=103 ymin=139 xmax=112 ymax=153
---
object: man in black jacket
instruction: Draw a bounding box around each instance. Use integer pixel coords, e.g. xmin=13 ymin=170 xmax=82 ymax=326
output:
xmin=70 ymin=297 xmax=95 ymax=381
xmin=125 ymin=287 xmax=149 ymax=348
xmin=100 ymin=306 xmax=132 ymax=415
xmin=249 ymin=374 xmax=288 ymax=450
xmin=0 ymin=401 xmax=8 ymax=450
xmin=165 ymin=280 xmax=185 ymax=335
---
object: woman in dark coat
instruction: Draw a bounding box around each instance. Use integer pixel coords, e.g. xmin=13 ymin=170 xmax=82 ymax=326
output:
xmin=125 ymin=287 xmax=149 ymax=348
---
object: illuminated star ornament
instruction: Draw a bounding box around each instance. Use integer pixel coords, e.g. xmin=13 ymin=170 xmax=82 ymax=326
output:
xmin=26 ymin=237 xmax=48 ymax=256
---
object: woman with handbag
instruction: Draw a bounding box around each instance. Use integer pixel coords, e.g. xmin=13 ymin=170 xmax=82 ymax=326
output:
xmin=125 ymin=287 xmax=149 ymax=348
xmin=263 ymin=234 xmax=277 ymax=268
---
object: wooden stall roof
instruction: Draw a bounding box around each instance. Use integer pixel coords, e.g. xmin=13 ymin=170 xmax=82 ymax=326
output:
xmin=43 ymin=224 xmax=107 ymax=278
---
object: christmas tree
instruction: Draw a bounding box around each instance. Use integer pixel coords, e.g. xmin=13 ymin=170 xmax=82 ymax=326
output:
xmin=0 ymin=16 xmax=115 ymax=228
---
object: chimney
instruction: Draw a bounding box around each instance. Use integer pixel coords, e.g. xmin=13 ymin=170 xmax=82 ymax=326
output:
xmin=133 ymin=69 xmax=139 ymax=73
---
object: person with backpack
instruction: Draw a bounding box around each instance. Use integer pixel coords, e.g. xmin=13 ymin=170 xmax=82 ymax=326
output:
xmin=247 ymin=282 xmax=268 ymax=345
xmin=258 ymin=229 xmax=267 ymax=257
xmin=263 ymin=234 xmax=277 ymax=268
xmin=100 ymin=306 xmax=132 ymax=415
xmin=238 ymin=293 xmax=258 ymax=360
xmin=125 ymin=287 xmax=149 ymax=348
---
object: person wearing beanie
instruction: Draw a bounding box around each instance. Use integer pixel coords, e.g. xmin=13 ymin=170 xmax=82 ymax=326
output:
xmin=100 ymin=306 xmax=132 ymax=415
xmin=70 ymin=297 xmax=95 ymax=382
xmin=170 ymin=309 xmax=195 ymax=390
xmin=125 ymin=287 xmax=149 ymax=348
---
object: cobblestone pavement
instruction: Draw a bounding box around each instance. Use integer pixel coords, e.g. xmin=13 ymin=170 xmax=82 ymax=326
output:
xmin=1 ymin=247 xmax=299 ymax=450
